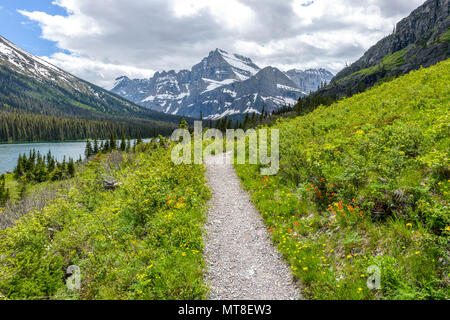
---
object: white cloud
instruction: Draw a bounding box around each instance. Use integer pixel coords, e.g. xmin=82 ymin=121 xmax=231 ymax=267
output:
xmin=43 ymin=53 xmax=155 ymax=89
xmin=18 ymin=0 xmax=425 ymax=88
xmin=172 ymin=0 xmax=256 ymax=31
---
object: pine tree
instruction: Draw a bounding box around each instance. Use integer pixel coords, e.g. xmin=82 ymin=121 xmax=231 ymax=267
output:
xmin=227 ymin=118 xmax=233 ymax=129
xmin=126 ymin=136 xmax=131 ymax=152
xmin=67 ymin=158 xmax=75 ymax=177
xmin=47 ymin=150 xmax=54 ymax=171
xmin=18 ymin=181 xmax=27 ymax=199
xmin=179 ymin=119 xmax=187 ymax=129
xmin=62 ymin=156 xmax=67 ymax=172
xmin=110 ymin=133 xmax=117 ymax=150
xmin=93 ymin=138 xmax=99 ymax=154
xmin=243 ymin=113 xmax=249 ymax=129
xmin=120 ymin=132 xmax=126 ymax=151
xmin=0 ymin=175 xmax=10 ymax=205
xmin=85 ymin=140 xmax=93 ymax=159
xmin=103 ymin=140 xmax=110 ymax=152
xmin=14 ymin=154 xmax=23 ymax=179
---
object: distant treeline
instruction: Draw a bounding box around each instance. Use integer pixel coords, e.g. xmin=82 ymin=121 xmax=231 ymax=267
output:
xmin=0 ymin=110 xmax=177 ymax=142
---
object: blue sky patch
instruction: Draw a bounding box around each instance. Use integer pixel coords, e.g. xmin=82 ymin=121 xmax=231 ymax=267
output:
xmin=0 ymin=0 xmax=67 ymax=56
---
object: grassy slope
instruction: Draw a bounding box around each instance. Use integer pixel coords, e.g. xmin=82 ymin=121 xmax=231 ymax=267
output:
xmin=335 ymin=45 xmax=414 ymax=84
xmin=236 ymin=60 xmax=450 ymax=300
xmin=0 ymin=144 xmax=210 ymax=300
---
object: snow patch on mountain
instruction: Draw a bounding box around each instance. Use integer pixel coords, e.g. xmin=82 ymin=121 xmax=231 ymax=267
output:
xmin=202 ymin=78 xmax=238 ymax=94
xmin=218 ymin=49 xmax=260 ymax=80
xmin=0 ymin=36 xmax=75 ymax=86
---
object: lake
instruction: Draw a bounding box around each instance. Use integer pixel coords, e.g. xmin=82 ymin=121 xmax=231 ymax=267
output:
xmin=0 ymin=141 xmax=86 ymax=174
xmin=0 ymin=139 xmax=151 ymax=174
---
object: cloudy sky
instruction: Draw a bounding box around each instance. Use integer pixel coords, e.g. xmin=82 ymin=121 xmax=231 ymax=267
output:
xmin=1 ymin=0 xmax=424 ymax=88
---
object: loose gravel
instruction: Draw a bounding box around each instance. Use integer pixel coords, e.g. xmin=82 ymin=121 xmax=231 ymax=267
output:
xmin=203 ymin=152 xmax=301 ymax=300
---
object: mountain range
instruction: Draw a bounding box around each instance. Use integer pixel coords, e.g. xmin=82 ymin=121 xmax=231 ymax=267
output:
xmin=111 ymin=49 xmax=333 ymax=120
xmin=0 ymin=35 xmax=183 ymax=141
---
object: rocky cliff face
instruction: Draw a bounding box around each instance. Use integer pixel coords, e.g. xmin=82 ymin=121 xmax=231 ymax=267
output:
xmin=112 ymin=49 xmax=332 ymax=119
xmin=285 ymin=68 xmax=334 ymax=94
xmin=326 ymin=0 xmax=449 ymax=96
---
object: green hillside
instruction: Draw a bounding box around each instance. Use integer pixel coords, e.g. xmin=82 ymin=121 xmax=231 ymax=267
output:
xmin=0 ymin=65 xmax=181 ymax=142
xmin=236 ymin=59 xmax=450 ymax=299
xmin=0 ymin=34 xmax=186 ymax=142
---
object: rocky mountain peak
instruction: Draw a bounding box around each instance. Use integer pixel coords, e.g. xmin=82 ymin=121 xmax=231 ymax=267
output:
xmin=111 ymin=49 xmax=333 ymax=119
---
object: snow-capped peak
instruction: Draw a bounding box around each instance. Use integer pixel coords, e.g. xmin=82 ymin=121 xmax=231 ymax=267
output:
xmin=215 ymin=49 xmax=260 ymax=80
xmin=0 ymin=35 xmax=78 ymax=88
xmin=111 ymin=48 xmax=333 ymax=120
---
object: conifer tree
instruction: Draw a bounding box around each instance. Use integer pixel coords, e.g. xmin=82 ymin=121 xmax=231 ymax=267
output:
xmin=62 ymin=156 xmax=67 ymax=172
xmin=227 ymin=118 xmax=233 ymax=129
xmin=179 ymin=119 xmax=187 ymax=129
xmin=14 ymin=154 xmax=23 ymax=180
xmin=110 ymin=133 xmax=117 ymax=150
xmin=103 ymin=140 xmax=110 ymax=152
xmin=93 ymin=138 xmax=99 ymax=154
xmin=120 ymin=132 xmax=126 ymax=151
xmin=243 ymin=113 xmax=249 ymax=129
xmin=0 ymin=175 xmax=10 ymax=205
xmin=126 ymin=136 xmax=131 ymax=152
xmin=67 ymin=158 xmax=75 ymax=178
xmin=85 ymin=140 xmax=93 ymax=159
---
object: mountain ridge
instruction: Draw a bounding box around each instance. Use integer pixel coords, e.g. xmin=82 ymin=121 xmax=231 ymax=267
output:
xmin=111 ymin=49 xmax=333 ymax=119
xmin=0 ymin=35 xmax=183 ymax=141
xmin=321 ymin=0 xmax=449 ymax=98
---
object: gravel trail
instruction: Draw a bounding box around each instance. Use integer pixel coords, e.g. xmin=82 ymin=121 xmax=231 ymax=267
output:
xmin=203 ymin=153 xmax=301 ymax=300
